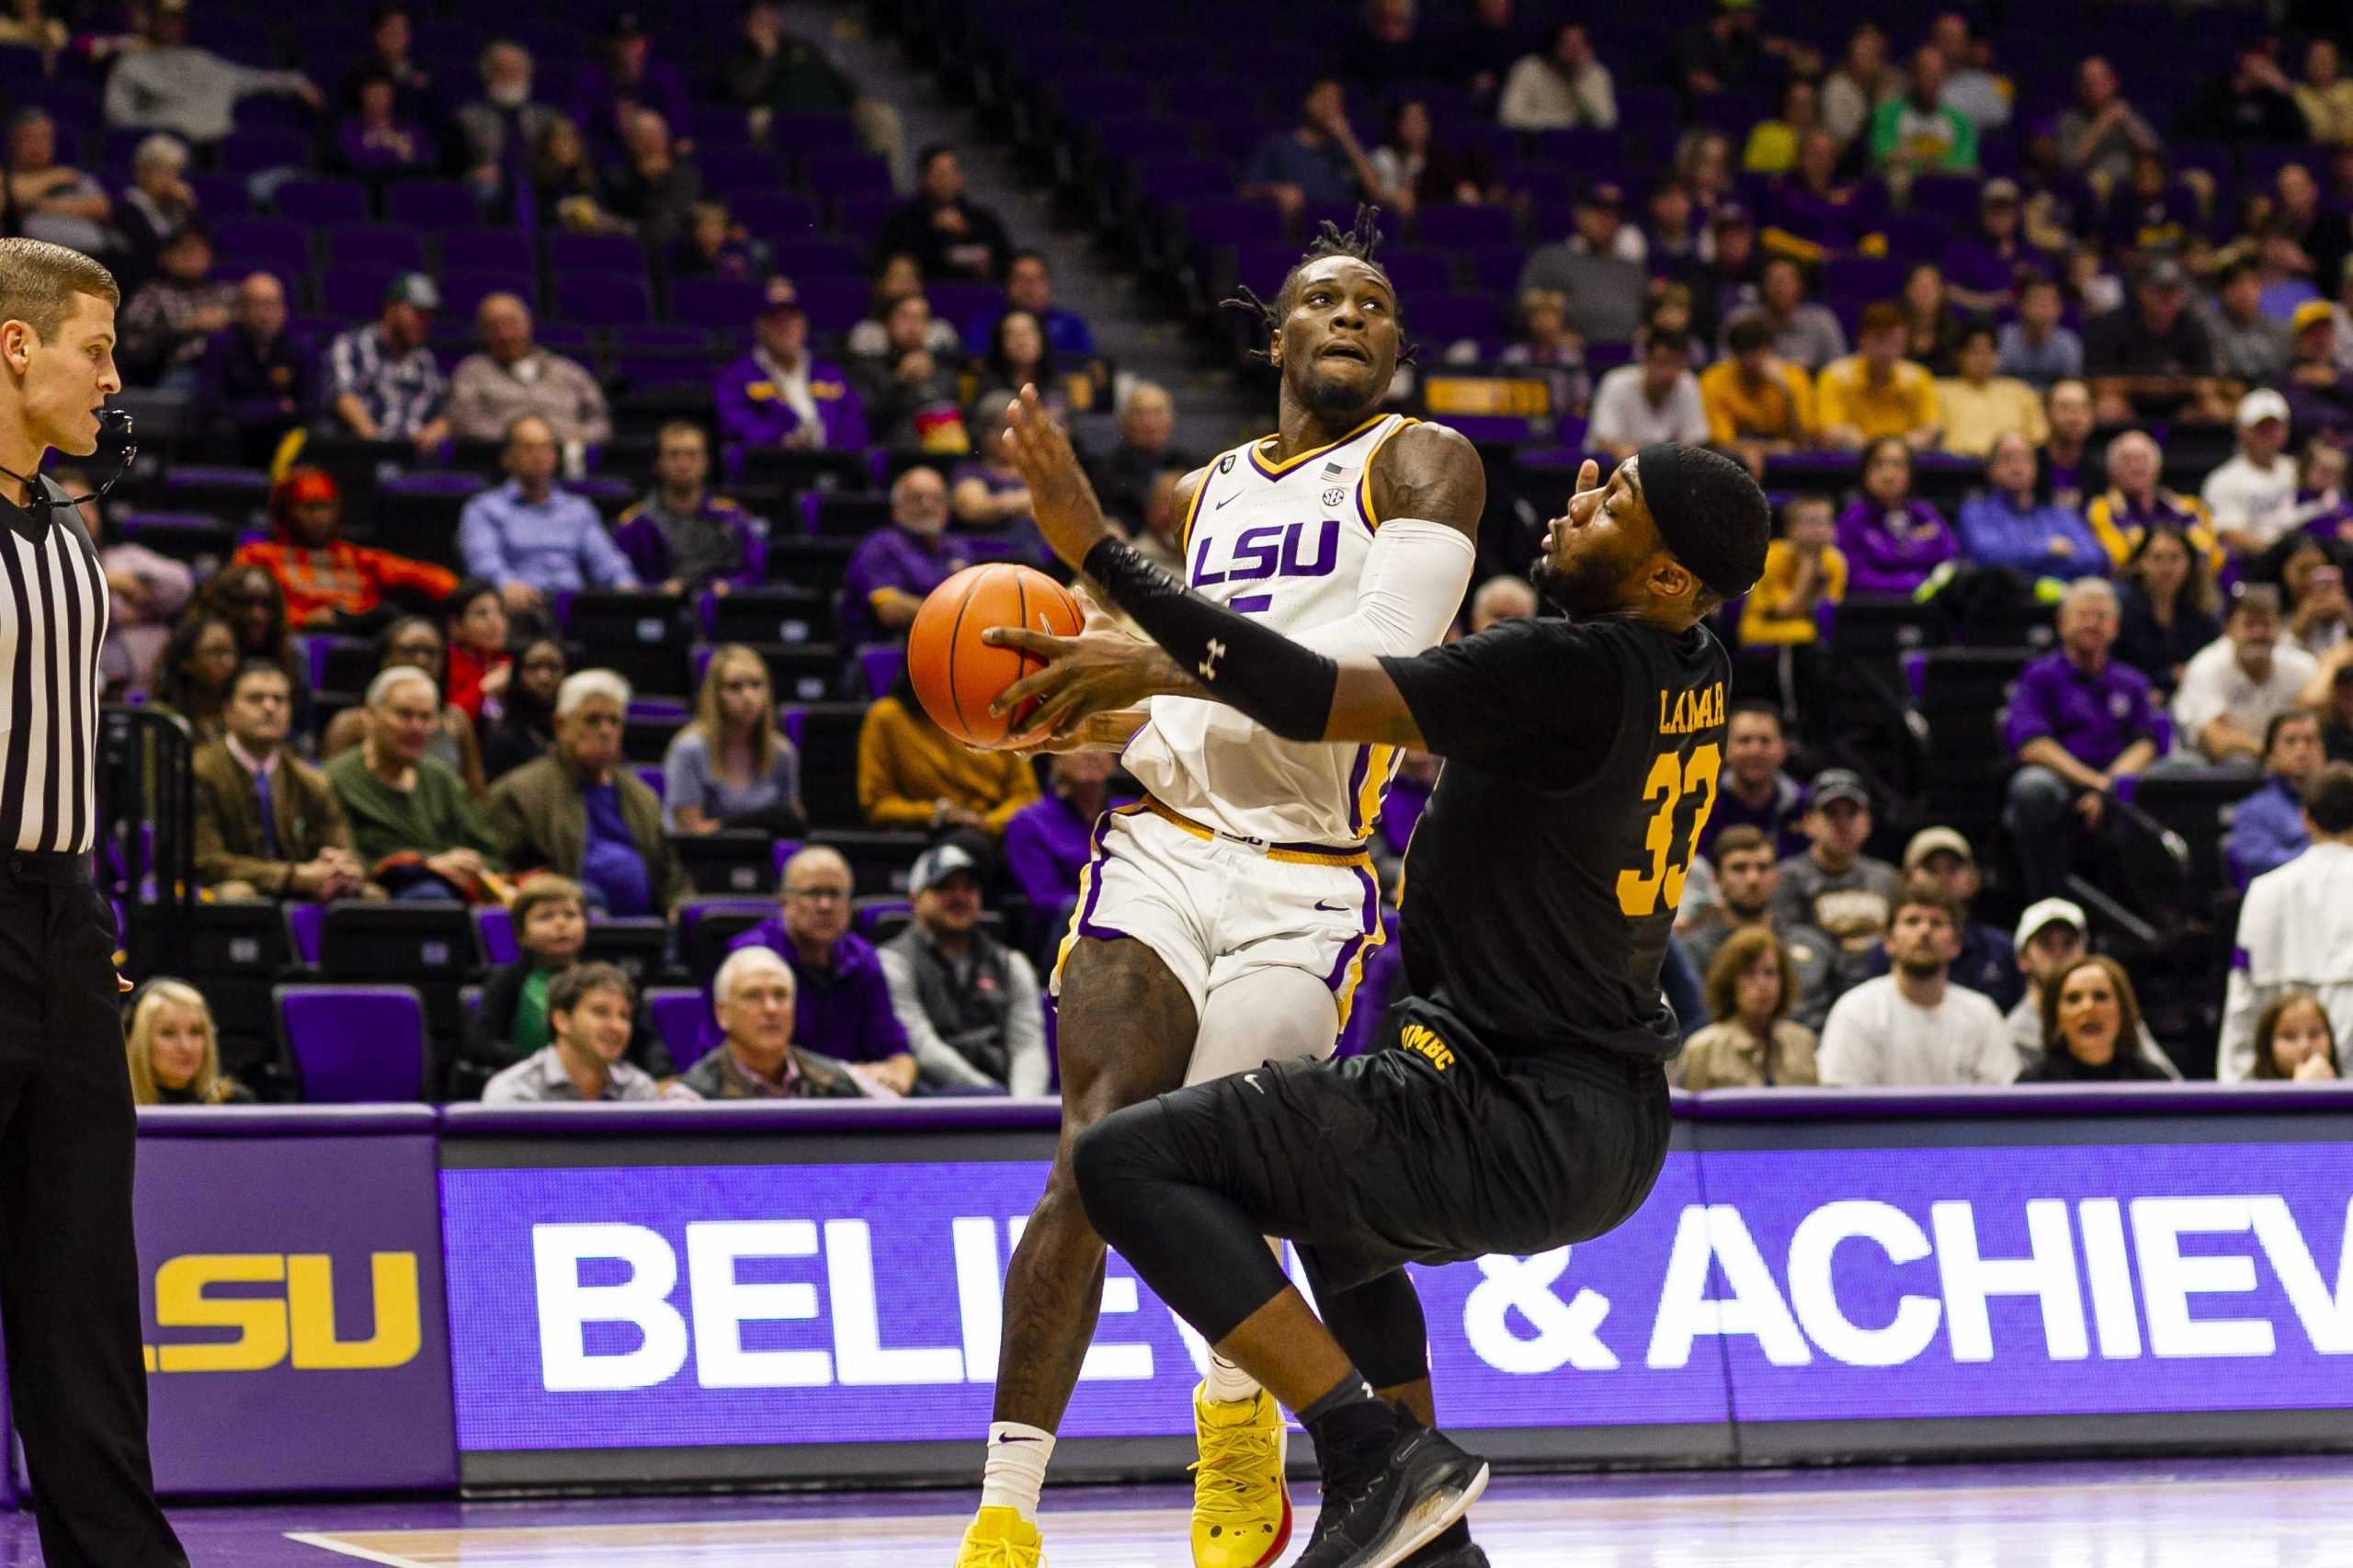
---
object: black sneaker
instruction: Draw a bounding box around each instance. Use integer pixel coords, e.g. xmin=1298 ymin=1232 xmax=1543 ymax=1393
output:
xmin=1398 ymin=1538 xmax=1488 ymax=1568
xmin=1293 ymin=1422 xmax=1489 ymax=1568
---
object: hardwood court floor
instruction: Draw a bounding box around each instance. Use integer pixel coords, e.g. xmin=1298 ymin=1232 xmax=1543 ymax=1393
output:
xmin=111 ymin=1455 xmax=2343 ymax=1568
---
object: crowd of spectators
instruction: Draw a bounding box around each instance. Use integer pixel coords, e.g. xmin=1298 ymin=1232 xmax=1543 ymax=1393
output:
xmin=16 ymin=0 xmax=2353 ymax=1105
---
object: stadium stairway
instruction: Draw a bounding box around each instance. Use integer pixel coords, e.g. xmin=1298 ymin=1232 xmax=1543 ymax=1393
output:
xmin=791 ymin=0 xmax=1264 ymax=456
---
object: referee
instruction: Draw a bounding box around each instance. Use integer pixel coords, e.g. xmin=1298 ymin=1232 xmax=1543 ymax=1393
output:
xmin=0 ymin=239 xmax=186 ymax=1565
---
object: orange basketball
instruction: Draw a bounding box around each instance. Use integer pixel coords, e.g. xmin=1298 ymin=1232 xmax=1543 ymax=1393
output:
xmin=906 ymin=563 xmax=1085 ymax=747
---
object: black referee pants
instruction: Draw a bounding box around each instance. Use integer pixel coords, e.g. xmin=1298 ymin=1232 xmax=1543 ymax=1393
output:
xmin=0 ymin=855 xmax=184 ymax=1567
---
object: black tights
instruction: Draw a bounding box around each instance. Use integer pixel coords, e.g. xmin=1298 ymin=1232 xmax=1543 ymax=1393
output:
xmin=1075 ymin=1098 xmax=1430 ymax=1394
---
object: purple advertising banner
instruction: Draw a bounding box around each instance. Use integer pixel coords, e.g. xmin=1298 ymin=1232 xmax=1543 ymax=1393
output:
xmin=440 ymin=1137 xmax=2353 ymax=1458
xmin=438 ymin=1148 xmax=1714 ymax=1455
xmin=136 ymin=1118 xmax=457 ymax=1494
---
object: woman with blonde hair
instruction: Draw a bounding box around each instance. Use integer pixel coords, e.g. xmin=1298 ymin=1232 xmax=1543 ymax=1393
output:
xmin=1677 ymin=926 xmax=1821 ymax=1089
xmin=664 ymin=643 xmax=804 ymax=835
xmin=125 ymin=980 xmax=255 ymax=1105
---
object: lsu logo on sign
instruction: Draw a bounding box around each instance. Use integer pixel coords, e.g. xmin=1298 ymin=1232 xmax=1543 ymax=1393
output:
xmin=143 ymin=1252 xmax=423 ymax=1374
xmin=1399 ymin=1022 xmax=1455 ymax=1073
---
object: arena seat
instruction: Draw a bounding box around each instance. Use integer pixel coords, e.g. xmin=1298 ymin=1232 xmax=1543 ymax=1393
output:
xmin=275 ymin=983 xmax=427 ymax=1104
xmin=644 ymin=986 xmax=715 ymax=1072
xmin=671 ymin=832 xmax=780 ymax=897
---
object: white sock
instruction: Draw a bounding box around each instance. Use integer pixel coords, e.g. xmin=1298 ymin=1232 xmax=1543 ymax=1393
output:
xmin=1204 ymin=1352 xmax=1263 ymax=1404
xmin=981 ymin=1422 xmax=1055 ymax=1521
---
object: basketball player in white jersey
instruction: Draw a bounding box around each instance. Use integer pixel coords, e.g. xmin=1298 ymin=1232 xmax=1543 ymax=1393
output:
xmin=955 ymin=211 xmax=1487 ymax=1568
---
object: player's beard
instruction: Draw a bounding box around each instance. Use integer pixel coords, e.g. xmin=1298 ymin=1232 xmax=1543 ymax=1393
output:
xmin=1532 ymin=546 xmax=1623 ymax=619
xmin=1295 ymin=360 xmax=1385 ymax=418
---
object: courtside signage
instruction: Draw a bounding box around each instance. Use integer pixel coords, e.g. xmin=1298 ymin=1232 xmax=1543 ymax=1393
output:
xmin=440 ymin=1142 xmax=2353 ymax=1454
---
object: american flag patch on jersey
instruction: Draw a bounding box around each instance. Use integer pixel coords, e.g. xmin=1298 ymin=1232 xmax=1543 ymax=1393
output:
xmin=1322 ymin=460 xmax=1346 ymax=477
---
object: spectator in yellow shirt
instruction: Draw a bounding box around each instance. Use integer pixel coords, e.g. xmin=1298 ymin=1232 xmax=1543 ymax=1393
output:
xmin=1740 ymin=494 xmax=1847 ymax=646
xmin=1815 ymin=301 xmax=1942 ymax=449
xmin=858 ymin=670 xmax=1040 ymax=835
xmin=2085 ymin=429 xmax=2225 ymax=573
xmin=1701 ymin=315 xmax=1817 ymax=477
xmin=1937 ymin=324 xmax=2051 ymax=456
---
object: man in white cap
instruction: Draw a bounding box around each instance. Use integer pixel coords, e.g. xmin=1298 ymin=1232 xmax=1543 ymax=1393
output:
xmin=2006 ymin=897 xmax=2179 ymax=1078
xmin=880 ymin=842 xmax=1048 ymax=1095
xmin=1849 ymin=826 xmax=2021 ymax=1011
xmin=2200 ymin=388 xmax=2300 ymax=557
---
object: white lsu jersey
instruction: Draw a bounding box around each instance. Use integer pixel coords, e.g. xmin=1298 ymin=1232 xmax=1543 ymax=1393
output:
xmin=1121 ymin=412 xmax=1426 ymax=847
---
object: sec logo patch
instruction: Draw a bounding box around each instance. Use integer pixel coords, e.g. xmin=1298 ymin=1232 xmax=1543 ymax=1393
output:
xmin=1322 ymin=486 xmax=1347 ymax=508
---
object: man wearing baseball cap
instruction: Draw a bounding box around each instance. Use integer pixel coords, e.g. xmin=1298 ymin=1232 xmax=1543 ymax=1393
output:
xmin=2083 ymin=256 xmax=2227 ymax=426
xmin=2283 ymin=299 xmax=2353 ymax=437
xmin=324 ymin=271 xmax=449 ymax=452
xmin=233 ymin=465 xmax=457 ymax=631
xmin=2200 ymin=387 xmax=2299 ymax=557
xmin=2006 ymin=897 xmax=2179 ymax=1078
xmin=879 ymin=843 xmax=1048 ymax=1096
xmin=1770 ymin=767 xmax=1901 ymax=957
xmin=1851 ymin=827 xmax=2022 ymax=1011
xmin=713 ymin=275 xmax=868 ymax=467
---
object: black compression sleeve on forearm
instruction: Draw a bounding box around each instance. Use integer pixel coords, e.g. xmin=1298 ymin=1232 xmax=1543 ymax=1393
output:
xmin=1082 ymin=536 xmax=1337 ymax=742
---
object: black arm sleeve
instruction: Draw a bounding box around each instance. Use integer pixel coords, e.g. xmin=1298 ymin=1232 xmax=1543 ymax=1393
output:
xmin=1082 ymin=537 xmax=1337 ymax=742
xmin=1378 ymin=617 xmax=1629 ymax=786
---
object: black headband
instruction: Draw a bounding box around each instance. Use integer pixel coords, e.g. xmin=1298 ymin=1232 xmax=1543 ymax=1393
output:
xmin=1631 ymin=442 xmax=1770 ymax=602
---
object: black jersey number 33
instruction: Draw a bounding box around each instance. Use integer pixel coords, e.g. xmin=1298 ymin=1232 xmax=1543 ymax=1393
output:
xmin=1617 ymin=725 xmax=1721 ymax=920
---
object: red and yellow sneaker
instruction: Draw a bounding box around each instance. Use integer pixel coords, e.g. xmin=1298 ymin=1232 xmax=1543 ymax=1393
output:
xmin=1190 ymin=1381 xmax=1291 ymax=1568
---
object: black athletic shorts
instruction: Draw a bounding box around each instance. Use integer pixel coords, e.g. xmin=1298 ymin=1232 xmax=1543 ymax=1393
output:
xmin=1145 ymin=993 xmax=1673 ymax=1293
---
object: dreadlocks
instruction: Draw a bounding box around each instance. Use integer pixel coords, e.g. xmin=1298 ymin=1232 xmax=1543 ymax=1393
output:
xmin=1222 ymin=204 xmax=1411 ymax=365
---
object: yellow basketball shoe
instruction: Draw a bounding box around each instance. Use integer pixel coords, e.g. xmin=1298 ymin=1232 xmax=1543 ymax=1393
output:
xmin=1191 ymin=1382 xmax=1292 ymax=1568
xmin=952 ymin=1505 xmax=1045 ymax=1567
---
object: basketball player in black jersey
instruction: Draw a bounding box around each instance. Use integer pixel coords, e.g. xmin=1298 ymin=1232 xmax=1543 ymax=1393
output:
xmin=988 ymin=390 xmax=1770 ymax=1568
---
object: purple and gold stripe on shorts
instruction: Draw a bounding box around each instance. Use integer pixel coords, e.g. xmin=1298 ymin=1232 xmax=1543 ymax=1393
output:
xmin=1323 ymin=863 xmax=1388 ymax=1030
xmin=1053 ymin=801 xmax=1151 ymax=989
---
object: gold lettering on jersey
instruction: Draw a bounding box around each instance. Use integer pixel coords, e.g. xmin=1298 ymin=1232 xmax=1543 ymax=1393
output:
xmin=1656 ymin=681 xmax=1726 ymax=736
xmin=1398 ymin=1022 xmax=1455 ymax=1073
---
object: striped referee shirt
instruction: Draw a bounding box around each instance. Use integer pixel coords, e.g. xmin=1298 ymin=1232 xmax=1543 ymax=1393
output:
xmin=0 ymin=474 xmax=108 ymax=854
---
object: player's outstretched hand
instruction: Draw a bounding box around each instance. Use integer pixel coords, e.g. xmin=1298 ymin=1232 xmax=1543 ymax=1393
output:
xmin=1002 ymin=385 xmax=1111 ymax=571
xmin=983 ymin=622 xmax=1165 ymax=744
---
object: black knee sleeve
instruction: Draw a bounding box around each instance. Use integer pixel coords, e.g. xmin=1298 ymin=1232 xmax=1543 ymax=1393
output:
xmin=1074 ymin=1100 xmax=1292 ymax=1346
xmin=1304 ymin=1256 xmax=1430 ymax=1392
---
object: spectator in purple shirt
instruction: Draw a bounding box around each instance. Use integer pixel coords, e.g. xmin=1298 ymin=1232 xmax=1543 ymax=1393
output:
xmin=198 ymin=272 xmax=310 ymax=467
xmin=1764 ymin=129 xmax=1884 ymax=260
xmin=2003 ymin=577 xmax=2165 ymax=899
xmin=1836 ymin=437 xmax=1957 ymax=595
xmin=838 ymin=465 xmax=971 ymax=647
xmin=1699 ymin=700 xmax=1810 ymax=860
xmin=714 ymin=279 xmax=869 ymax=470
xmin=963 ymin=250 xmax=1096 ymax=361
xmin=1004 ymin=750 xmax=1130 ymax=938
xmin=708 ymin=844 xmax=915 ymax=1090
xmin=1955 ymin=431 xmax=2107 ymax=580
xmin=571 ymin=13 xmax=691 ymax=155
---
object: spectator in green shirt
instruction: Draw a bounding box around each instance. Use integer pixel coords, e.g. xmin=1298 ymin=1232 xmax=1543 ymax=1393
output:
xmin=323 ymin=666 xmax=502 ymax=899
xmin=1871 ymin=46 xmax=1979 ymax=178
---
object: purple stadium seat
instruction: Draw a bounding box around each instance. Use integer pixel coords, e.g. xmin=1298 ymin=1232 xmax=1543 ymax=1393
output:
xmin=472 ymin=905 xmax=517 ymax=967
xmin=698 ymin=148 xmax=785 ymax=201
xmin=1414 ymin=203 xmax=1515 ymax=249
xmin=795 ymin=278 xmax=870 ymax=334
xmin=188 ymin=172 xmax=253 ymax=217
xmin=1371 ymin=246 xmax=1449 ymax=293
xmin=765 ymin=111 xmax=865 ymax=158
xmin=852 ymin=897 xmax=912 ymax=940
xmin=614 ymin=324 xmax=710 ymax=353
xmin=211 ymin=217 xmax=311 ymax=277
xmin=1128 ymin=155 xmax=1229 ymax=205
xmin=687 ymin=105 xmax=756 ymax=150
xmin=325 ymin=224 xmax=426 ymax=272
xmin=1094 ymin=118 xmax=1197 ymax=163
xmin=927 ymin=281 xmax=1000 ymax=330
xmin=278 ymin=984 xmax=426 ymax=1103
xmin=645 ymin=987 xmax=715 ymax=1071
xmin=802 ymin=151 xmax=892 ymax=199
xmin=831 ymin=194 xmax=897 ymax=240
xmin=770 ymin=238 xmax=865 ymax=279
xmin=859 ymin=643 xmax=904 ymax=699
xmin=439 ymin=225 xmax=534 ymax=273
xmin=670 ymin=276 xmax=766 ymax=332
xmin=727 ymin=189 xmax=821 ymax=241
xmin=1410 ymin=292 xmax=1504 ymax=343
xmin=551 ymin=269 xmax=654 ymax=327
xmin=1056 ymin=72 xmax=1157 ymax=121
xmin=320 ymin=266 xmax=405 ymax=321
xmin=216 ymin=130 xmax=310 ymax=176
xmin=635 ymin=764 xmax=665 ymax=801
xmin=546 ymin=232 xmax=647 ymax=277
xmin=283 ymin=901 xmax=324 ymax=964
xmin=1182 ymin=199 xmax=1285 ymax=248
xmin=303 ymin=633 xmax=369 ymax=694
xmin=1822 ymin=256 xmax=1910 ymax=306
xmin=617 ymin=354 xmax=710 ymax=391
xmin=439 ymin=268 xmax=537 ymax=320
xmin=276 ymin=177 xmax=369 ymax=224
xmin=386 ymin=180 xmax=483 ymax=229
xmin=1233 ymin=241 xmax=1301 ymax=296
xmin=164 ymin=465 xmax=272 ymax=519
